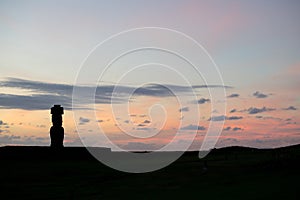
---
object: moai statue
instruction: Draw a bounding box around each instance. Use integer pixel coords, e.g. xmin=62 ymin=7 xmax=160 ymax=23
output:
xmin=50 ymin=105 xmax=64 ymax=148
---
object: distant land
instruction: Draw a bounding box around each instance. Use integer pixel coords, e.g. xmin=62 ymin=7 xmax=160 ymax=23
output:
xmin=0 ymin=145 xmax=299 ymax=199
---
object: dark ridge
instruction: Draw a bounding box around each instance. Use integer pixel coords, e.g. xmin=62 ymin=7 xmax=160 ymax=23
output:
xmin=1 ymin=144 xmax=300 ymax=160
xmin=0 ymin=146 xmax=110 ymax=161
xmin=0 ymin=144 xmax=300 ymax=199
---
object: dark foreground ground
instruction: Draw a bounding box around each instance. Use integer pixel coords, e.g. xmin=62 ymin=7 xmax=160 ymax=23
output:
xmin=0 ymin=145 xmax=299 ymax=200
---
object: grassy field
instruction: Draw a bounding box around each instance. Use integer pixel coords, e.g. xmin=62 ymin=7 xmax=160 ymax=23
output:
xmin=0 ymin=145 xmax=299 ymax=199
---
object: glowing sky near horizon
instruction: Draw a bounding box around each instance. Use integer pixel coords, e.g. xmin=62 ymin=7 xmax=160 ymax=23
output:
xmin=0 ymin=0 xmax=300 ymax=149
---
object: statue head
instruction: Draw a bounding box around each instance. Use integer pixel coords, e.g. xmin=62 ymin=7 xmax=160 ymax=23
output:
xmin=51 ymin=105 xmax=64 ymax=115
xmin=51 ymin=105 xmax=64 ymax=127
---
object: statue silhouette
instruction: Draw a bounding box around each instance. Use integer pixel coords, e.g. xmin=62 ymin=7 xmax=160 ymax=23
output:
xmin=50 ymin=105 xmax=64 ymax=148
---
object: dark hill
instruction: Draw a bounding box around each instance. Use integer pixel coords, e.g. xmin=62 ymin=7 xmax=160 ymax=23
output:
xmin=0 ymin=145 xmax=299 ymax=199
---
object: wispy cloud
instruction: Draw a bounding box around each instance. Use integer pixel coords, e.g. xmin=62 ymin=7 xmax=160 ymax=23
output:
xmin=227 ymin=93 xmax=239 ymax=98
xmin=208 ymin=115 xmax=226 ymax=121
xmin=283 ymin=106 xmax=297 ymax=111
xmin=253 ymin=91 xmax=268 ymax=98
xmin=0 ymin=77 xmax=232 ymax=110
xmin=181 ymin=124 xmax=206 ymax=131
xmin=227 ymin=116 xmax=243 ymax=120
xmin=223 ymin=126 xmax=243 ymax=131
xmin=232 ymin=127 xmax=243 ymax=131
xmin=208 ymin=115 xmax=243 ymax=121
xmin=230 ymin=109 xmax=237 ymax=113
xmin=0 ymin=93 xmax=72 ymax=110
xmin=247 ymin=107 xmax=275 ymax=114
xmin=223 ymin=126 xmax=231 ymax=131
xmin=79 ymin=117 xmax=90 ymax=125
xmin=179 ymin=107 xmax=189 ymax=112
xmin=195 ymin=98 xmax=210 ymax=104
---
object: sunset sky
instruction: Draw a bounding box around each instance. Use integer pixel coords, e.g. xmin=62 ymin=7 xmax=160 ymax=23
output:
xmin=0 ymin=0 xmax=299 ymax=150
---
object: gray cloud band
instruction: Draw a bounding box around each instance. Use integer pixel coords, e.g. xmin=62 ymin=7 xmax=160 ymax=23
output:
xmin=0 ymin=77 xmax=229 ymax=110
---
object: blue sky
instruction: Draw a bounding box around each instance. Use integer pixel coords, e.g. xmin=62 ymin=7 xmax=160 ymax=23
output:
xmin=1 ymin=0 xmax=299 ymax=84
